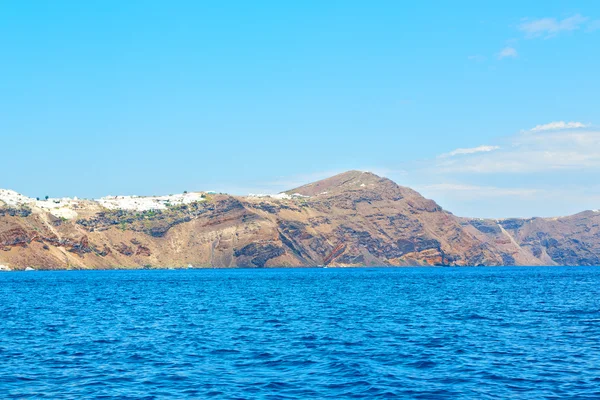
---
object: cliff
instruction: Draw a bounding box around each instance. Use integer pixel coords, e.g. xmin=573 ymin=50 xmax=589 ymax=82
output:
xmin=0 ymin=171 xmax=598 ymax=270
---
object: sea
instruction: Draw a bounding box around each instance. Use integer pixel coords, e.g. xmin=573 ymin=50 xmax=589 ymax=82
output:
xmin=1 ymin=267 xmax=600 ymax=399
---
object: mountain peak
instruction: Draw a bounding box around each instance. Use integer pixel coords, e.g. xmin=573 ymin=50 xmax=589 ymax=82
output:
xmin=286 ymin=170 xmax=389 ymax=197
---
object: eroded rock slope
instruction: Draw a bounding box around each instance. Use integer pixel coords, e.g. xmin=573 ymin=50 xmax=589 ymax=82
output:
xmin=1 ymin=171 xmax=598 ymax=270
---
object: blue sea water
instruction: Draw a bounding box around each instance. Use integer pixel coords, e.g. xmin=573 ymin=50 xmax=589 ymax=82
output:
xmin=1 ymin=267 xmax=600 ymax=399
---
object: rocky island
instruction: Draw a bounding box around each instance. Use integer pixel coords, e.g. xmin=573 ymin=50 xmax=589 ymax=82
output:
xmin=1 ymin=171 xmax=599 ymax=270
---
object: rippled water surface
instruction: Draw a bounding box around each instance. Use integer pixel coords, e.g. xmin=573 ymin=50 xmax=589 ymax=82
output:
xmin=2 ymin=267 xmax=600 ymax=398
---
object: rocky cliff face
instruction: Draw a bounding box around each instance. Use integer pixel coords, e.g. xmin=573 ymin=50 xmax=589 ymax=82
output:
xmin=478 ymin=212 xmax=600 ymax=266
xmin=1 ymin=171 xmax=598 ymax=270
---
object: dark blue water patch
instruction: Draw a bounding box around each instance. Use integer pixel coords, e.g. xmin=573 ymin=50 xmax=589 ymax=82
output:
xmin=1 ymin=267 xmax=600 ymax=398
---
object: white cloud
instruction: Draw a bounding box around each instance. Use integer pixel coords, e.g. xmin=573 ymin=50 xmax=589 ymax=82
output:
xmin=498 ymin=47 xmax=518 ymax=59
xmin=433 ymin=123 xmax=599 ymax=174
xmin=519 ymin=14 xmax=589 ymax=38
xmin=420 ymin=183 xmax=540 ymax=198
xmin=529 ymin=121 xmax=589 ymax=132
xmin=391 ymin=120 xmax=600 ymax=217
xmin=414 ymin=180 xmax=600 ymax=218
xmin=439 ymin=145 xmax=500 ymax=158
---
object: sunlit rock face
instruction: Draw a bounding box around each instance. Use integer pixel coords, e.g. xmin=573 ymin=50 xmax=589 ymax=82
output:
xmin=0 ymin=171 xmax=598 ymax=270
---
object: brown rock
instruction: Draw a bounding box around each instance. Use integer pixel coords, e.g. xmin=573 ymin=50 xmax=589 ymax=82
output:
xmin=1 ymin=171 xmax=599 ymax=269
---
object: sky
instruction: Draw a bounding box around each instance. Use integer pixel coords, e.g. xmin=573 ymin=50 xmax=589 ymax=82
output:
xmin=1 ymin=0 xmax=599 ymax=218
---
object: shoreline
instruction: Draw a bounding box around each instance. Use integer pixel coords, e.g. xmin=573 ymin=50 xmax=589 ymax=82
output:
xmin=0 ymin=264 xmax=589 ymax=273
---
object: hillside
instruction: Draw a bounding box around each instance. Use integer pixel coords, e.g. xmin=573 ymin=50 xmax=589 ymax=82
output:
xmin=1 ymin=171 xmax=598 ymax=270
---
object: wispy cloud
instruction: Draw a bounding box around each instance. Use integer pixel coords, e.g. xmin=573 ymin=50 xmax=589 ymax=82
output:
xmin=497 ymin=46 xmax=518 ymax=59
xmin=415 ymin=180 xmax=600 ymax=218
xmin=529 ymin=121 xmax=590 ymax=132
xmin=519 ymin=14 xmax=589 ymax=38
xmin=390 ymin=120 xmax=600 ymax=217
xmin=439 ymin=145 xmax=500 ymax=158
xmin=419 ymin=183 xmax=540 ymax=198
xmin=589 ymin=20 xmax=600 ymax=32
xmin=433 ymin=122 xmax=599 ymax=174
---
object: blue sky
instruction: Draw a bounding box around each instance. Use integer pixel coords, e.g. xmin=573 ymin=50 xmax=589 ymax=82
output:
xmin=1 ymin=1 xmax=599 ymax=218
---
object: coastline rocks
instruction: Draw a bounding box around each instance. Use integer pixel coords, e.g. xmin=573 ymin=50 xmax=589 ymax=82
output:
xmin=0 ymin=171 xmax=599 ymax=269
